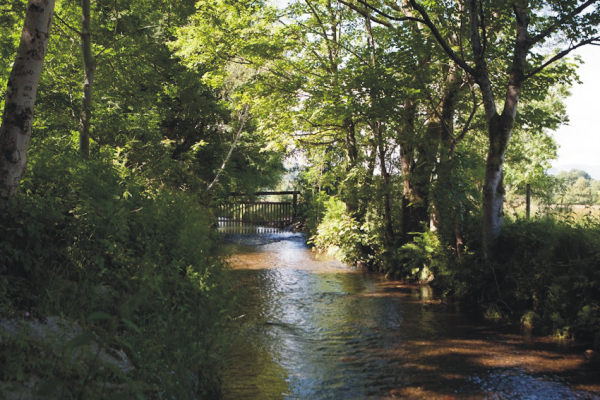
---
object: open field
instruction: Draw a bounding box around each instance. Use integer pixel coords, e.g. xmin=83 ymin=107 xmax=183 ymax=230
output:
xmin=505 ymin=201 xmax=600 ymax=219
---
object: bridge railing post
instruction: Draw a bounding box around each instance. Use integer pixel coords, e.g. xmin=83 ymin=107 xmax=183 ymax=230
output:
xmin=293 ymin=192 xmax=297 ymax=221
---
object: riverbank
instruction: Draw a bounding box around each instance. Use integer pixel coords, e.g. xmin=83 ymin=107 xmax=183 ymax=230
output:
xmin=0 ymin=155 xmax=232 ymax=399
xmin=309 ymin=200 xmax=600 ymax=347
xmin=221 ymin=232 xmax=600 ymax=399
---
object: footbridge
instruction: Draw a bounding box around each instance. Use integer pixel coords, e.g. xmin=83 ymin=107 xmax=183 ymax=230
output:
xmin=217 ymin=191 xmax=300 ymax=233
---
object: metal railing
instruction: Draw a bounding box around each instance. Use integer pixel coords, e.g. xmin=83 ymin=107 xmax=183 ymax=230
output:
xmin=216 ymin=191 xmax=299 ymax=234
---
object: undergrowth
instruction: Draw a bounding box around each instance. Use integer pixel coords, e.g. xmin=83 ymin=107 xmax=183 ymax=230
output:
xmin=432 ymin=214 xmax=600 ymax=341
xmin=0 ymin=143 xmax=232 ymax=398
xmin=312 ymin=195 xmax=600 ymax=343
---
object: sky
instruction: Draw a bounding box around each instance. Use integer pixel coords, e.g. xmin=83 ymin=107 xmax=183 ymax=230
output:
xmin=549 ymin=46 xmax=600 ymax=179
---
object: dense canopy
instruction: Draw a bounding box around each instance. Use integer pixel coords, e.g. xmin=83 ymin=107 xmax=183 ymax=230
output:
xmin=1 ymin=0 xmax=600 ymax=397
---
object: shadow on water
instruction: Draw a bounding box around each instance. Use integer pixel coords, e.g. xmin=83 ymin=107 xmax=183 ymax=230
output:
xmin=220 ymin=231 xmax=600 ymax=399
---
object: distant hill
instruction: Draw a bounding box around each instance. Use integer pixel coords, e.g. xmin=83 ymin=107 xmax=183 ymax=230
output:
xmin=548 ymin=164 xmax=600 ymax=180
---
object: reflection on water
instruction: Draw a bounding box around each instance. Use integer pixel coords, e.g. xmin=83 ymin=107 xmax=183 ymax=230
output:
xmin=221 ymin=233 xmax=600 ymax=399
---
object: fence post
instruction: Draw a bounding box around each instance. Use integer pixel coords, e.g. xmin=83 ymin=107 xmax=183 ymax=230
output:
xmin=293 ymin=192 xmax=298 ymax=221
xmin=526 ymin=183 xmax=531 ymax=220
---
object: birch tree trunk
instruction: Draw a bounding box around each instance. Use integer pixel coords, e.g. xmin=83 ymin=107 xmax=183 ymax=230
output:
xmin=0 ymin=0 xmax=55 ymax=209
xmin=79 ymin=0 xmax=93 ymax=158
xmin=477 ymin=5 xmax=530 ymax=258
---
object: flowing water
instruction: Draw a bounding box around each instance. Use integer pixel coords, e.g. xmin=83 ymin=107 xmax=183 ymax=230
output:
xmin=221 ymin=232 xmax=600 ymax=399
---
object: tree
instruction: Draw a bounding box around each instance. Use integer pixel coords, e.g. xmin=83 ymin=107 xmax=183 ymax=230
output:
xmin=340 ymin=0 xmax=598 ymax=256
xmin=411 ymin=0 xmax=600 ymax=257
xmin=0 ymin=0 xmax=56 ymax=208
xmin=554 ymin=169 xmax=599 ymax=205
xmin=568 ymin=176 xmax=596 ymax=204
xmin=79 ymin=0 xmax=93 ymax=158
xmin=557 ymin=169 xmax=592 ymax=186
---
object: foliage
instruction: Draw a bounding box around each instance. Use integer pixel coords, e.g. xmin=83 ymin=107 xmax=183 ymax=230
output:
xmin=310 ymin=197 xmax=367 ymax=263
xmin=2 ymin=2 xmax=600 ymax=395
xmin=431 ymin=214 xmax=600 ymax=340
xmin=553 ymin=169 xmax=600 ymax=205
xmin=0 ymin=0 xmax=292 ymax=394
xmin=0 ymin=141 xmax=232 ymax=398
xmin=384 ymin=231 xmax=442 ymax=283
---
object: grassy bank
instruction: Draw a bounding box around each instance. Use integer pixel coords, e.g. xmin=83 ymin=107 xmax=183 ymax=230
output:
xmin=441 ymin=214 xmax=600 ymax=343
xmin=311 ymin=198 xmax=600 ymax=345
xmin=0 ymin=145 xmax=232 ymax=398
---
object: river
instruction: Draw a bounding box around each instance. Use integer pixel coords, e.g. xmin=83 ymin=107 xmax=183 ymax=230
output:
xmin=220 ymin=232 xmax=600 ymax=399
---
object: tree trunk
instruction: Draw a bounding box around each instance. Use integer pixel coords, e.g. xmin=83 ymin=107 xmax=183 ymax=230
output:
xmin=400 ymin=143 xmax=415 ymax=240
xmin=79 ymin=0 xmax=93 ymax=158
xmin=354 ymin=143 xmax=377 ymax=223
xmin=0 ymin=0 xmax=55 ymax=208
xmin=402 ymin=0 xmax=595 ymax=258
xmin=375 ymin=122 xmax=394 ymax=244
xmin=399 ymin=110 xmax=438 ymax=243
xmin=430 ymin=65 xmax=466 ymax=258
xmin=481 ymin=113 xmax=512 ymax=256
xmin=364 ymin=143 xmax=377 ymax=188
xmin=206 ymin=105 xmax=250 ymax=193
xmin=398 ymin=100 xmax=428 ymax=243
xmin=478 ymin=5 xmax=530 ymax=258
xmin=363 ymin=11 xmax=393 ymax=243
xmin=343 ymin=117 xmax=360 ymax=215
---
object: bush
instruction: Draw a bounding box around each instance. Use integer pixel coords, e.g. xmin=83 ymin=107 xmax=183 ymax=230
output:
xmin=496 ymin=216 xmax=600 ymax=339
xmin=0 ymin=145 xmax=232 ymax=398
xmin=311 ymin=197 xmax=366 ymax=263
xmin=432 ymin=214 xmax=600 ymax=341
xmin=383 ymin=231 xmax=442 ymax=282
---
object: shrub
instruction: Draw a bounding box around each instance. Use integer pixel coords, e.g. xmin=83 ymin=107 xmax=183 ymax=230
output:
xmin=433 ymin=214 xmax=600 ymax=340
xmin=310 ymin=197 xmax=376 ymax=266
xmin=495 ymin=216 xmax=600 ymax=339
xmin=0 ymin=145 xmax=232 ymax=398
xmin=383 ymin=231 xmax=442 ymax=282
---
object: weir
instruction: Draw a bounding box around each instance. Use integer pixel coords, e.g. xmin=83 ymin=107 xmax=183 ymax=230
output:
xmin=216 ymin=191 xmax=299 ymax=234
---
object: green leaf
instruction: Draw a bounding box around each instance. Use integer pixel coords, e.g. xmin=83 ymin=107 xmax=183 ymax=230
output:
xmin=87 ymin=312 xmax=112 ymax=322
xmin=66 ymin=332 xmax=95 ymax=350
xmin=121 ymin=318 xmax=142 ymax=334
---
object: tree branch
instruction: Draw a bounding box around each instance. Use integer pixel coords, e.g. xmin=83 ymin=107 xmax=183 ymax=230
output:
xmin=276 ymin=19 xmax=333 ymax=70
xmin=304 ymin=0 xmax=330 ymax=41
xmin=297 ymin=138 xmax=339 ymax=146
xmin=93 ymin=35 xmax=127 ymax=65
xmin=295 ymin=20 xmax=369 ymax=65
xmin=530 ymin=0 xmax=600 ymax=45
xmin=408 ymin=0 xmax=478 ymax=77
xmin=455 ymin=86 xmax=479 ymax=143
xmin=524 ymin=36 xmax=600 ymax=80
xmin=53 ymin=13 xmax=82 ymax=37
xmin=299 ymin=115 xmax=345 ymax=129
xmin=337 ymin=0 xmax=394 ymax=27
xmin=478 ymin=0 xmax=487 ymax=61
xmin=355 ymin=0 xmax=424 ymax=23
xmin=206 ymin=105 xmax=251 ymax=193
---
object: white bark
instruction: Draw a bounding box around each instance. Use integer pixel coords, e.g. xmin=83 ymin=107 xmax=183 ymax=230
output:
xmin=0 ymin=0 xmax=56 ymax=208
xmin=206 ymin=105 xmax=250 ymax=193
